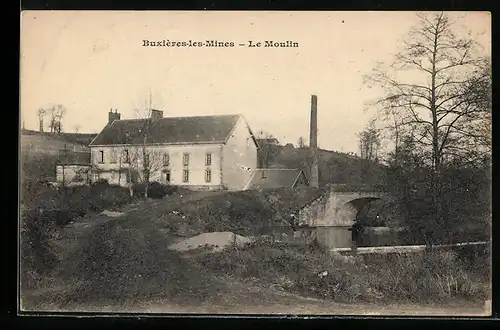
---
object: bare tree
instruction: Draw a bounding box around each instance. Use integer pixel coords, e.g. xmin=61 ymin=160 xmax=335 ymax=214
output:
xmin=448 ymin=60 xmax=492 ymax=163
xmin=73 ymin=124 xmax=81 ymax=133
xmin=131 ymin=90 xmax=164 ymax=198
xmin=297 ymin=136 xmax=307 ymax=148
xmin=48 ymin=104 xmax=67 ymax=134
xmin=364 ymin=12 xmax=490 ymax=226
xmin=358 ymin=119 xmax=381 ymax=162
xmin=357 ymin=120 xmax=382 ymax=184
xmin=36 ymin=108 xmax=46 ymax=132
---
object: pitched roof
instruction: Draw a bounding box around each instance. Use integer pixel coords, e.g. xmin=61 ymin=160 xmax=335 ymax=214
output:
xmin=90 ymin=114 xmax=243 ymax=146
xmin=244 ymin=168 xmax=308 ymax=190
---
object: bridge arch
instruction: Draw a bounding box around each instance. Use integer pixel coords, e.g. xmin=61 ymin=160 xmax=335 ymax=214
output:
xmin=336 ymin=197 xmax=383 ymax=226
xmin=297 ymin=190 xmax=393 ymax=228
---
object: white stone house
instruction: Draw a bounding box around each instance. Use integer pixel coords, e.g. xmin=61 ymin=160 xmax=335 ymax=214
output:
xmin=89 ymin=109 xmax=260 ymax=191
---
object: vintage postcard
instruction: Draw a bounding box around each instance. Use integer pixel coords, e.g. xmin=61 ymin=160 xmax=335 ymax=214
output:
xmin=19 ymin=10 xmax=492 ymax=316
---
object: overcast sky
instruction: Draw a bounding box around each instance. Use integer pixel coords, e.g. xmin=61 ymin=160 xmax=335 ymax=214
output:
xmin=20 ymin=11 xmax=490 ymax=152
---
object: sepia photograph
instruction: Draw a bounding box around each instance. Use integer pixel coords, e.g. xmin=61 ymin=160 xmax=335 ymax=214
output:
xmin=19 ymin=10 xmax=491 ymax=316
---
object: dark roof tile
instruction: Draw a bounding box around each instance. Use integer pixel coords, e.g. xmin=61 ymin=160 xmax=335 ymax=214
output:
xmin=245 ymin=168 xmax=307 ymax=190
xmin=90 ymin=114 xmax=242 ymax=146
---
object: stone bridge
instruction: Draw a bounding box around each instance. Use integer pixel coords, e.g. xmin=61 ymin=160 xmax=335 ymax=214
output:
xmin=297 ymin=187 xmax=391 ymax=228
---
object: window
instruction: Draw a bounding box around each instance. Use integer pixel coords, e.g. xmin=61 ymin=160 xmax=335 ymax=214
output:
xmin=123 ymin=149 xmax=130 ymax=163
xmin=205 ymin=153 xmax=212 ymax=166
xmin=164 ymin=169 xmax=171 ymax=183
xmin=183 ymin=169 xmax=189 ymax=183
xmin=205 ymin=169 xmax=212 ymax=183
xmin=183 ymin=153 xmax=190 ymax=166
xmin=98 ymin=150 xmax=104 ymax=163
xmin=110 ymin=149 xmax=117 ymax=163
xmin=163 ymin=153 xmax=170 ymax=166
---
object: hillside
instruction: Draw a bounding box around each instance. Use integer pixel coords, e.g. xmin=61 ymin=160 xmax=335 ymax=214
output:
xmin=20 ymin=129 xmax=96 ymax=182
xmin=262 ymin=145 xmax=387 ymax=187
xmin=20 ymin=129 xmax=96 ymax=155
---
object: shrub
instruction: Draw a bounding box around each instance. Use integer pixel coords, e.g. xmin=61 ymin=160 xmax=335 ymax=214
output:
xmin=92 ymin=178 xmax=110 ymax=188
xmin=147 ymin=181 xmax=169 ymax=199
xmin=132 ymin=182 xmax=179 ymax=199
xmin=21 ymin=179 xmax=132 ymax=225
xmin=88 ymin=184 xmax=131 ymax=211
xmin=20 ymin=208 xmax=59 ymax=290
xmin=61 ymin=218 xmax=223 ymax=306
xmin=42 ymin=209 xmax=78 ymax=227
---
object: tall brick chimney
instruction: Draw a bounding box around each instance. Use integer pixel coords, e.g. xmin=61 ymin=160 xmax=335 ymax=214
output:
xmin=108 ymin=108 xmax=121 ymax=125
xmin=309 ymin=94 xmax=319 ymax=188
xmin=309 ymin=94 xmax=318 ymax=148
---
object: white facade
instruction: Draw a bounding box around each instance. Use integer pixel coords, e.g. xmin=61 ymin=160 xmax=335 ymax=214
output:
xmin=222 ymin=117 xmax=258 ymax=190
xmin=56 ymin=164 xmax=91 ymax=185
xmin=90 ymin=117 xmax=258 ymax=190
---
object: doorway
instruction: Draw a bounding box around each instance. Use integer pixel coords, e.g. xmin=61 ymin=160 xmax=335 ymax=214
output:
xmin=162 ymin=169 xmax=171 ymax=184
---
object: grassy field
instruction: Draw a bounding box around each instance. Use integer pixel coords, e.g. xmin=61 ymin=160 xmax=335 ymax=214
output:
xmin=19 ymin=188 xmax=491 ymax=316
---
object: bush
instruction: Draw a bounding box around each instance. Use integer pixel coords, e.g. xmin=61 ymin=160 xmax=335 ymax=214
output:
xmin=132 ymin=182 xmax=179 ymax=199
xmin=20 ymin=209 xmax=59 ymax=290
xmin=92 ymin=178 xmax=110 ymax=188
xmin=60 ymin=218 xmax=224 ymax=306
xmin=42 ymin=209 xmax=79 ymax=227
xmin=21 ymin=179 xmax=132 ymax=225
xmin=88 ymin=185 xmax=131 ymax=212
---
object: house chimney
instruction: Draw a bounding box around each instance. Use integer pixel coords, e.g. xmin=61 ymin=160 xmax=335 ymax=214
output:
xmin=309 ymin=94 xmax=319 ymax=188
xmin=108 ymin=108 xmax=121 ymax=125
xmin=151 ymin=109 xmax=163 ymax=121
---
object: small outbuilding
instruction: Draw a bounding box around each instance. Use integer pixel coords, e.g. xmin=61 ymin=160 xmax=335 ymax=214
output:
xmin=243 ymin=168 xmax=309 ymax=190
xmin=55 ymin=151 xmax=92 ymax=185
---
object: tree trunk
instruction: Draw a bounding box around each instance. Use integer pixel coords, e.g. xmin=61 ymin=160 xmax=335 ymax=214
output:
xmin=430 ymin=25 xmax=441 ymax=242
xmin=142 ymin=144 xmax=149 ymax=199
xmin=128 ymin=166 xmax=134 ymax=198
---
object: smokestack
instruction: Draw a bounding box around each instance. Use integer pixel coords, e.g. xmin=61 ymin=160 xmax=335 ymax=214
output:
xmin=309 ymin=94 xmax=319 ymax=188
xmin=309 ymin=94 xmax=318 ymax=148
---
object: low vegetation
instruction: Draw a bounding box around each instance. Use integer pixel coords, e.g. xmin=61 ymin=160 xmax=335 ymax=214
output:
xmin=196 ymin=238 xmax=490 ymax=304
xmin=21 ymin=185 xmax=490 ymax=310
xmin=57 ymin=217 xmax=223 ymax=307
xmin=19 ymin=178 xmax=188 ymax=292
xmin=144 ymin=188 xmax=325 ymax=238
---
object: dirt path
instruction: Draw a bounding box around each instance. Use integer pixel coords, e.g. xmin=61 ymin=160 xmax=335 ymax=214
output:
xmin=23 ymin=273 xmax=490 ymax=317
xmin=58 ymin=190 xmax=223 ymax=238
xmin=28 ymin=283 xmax=490 ymax=316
